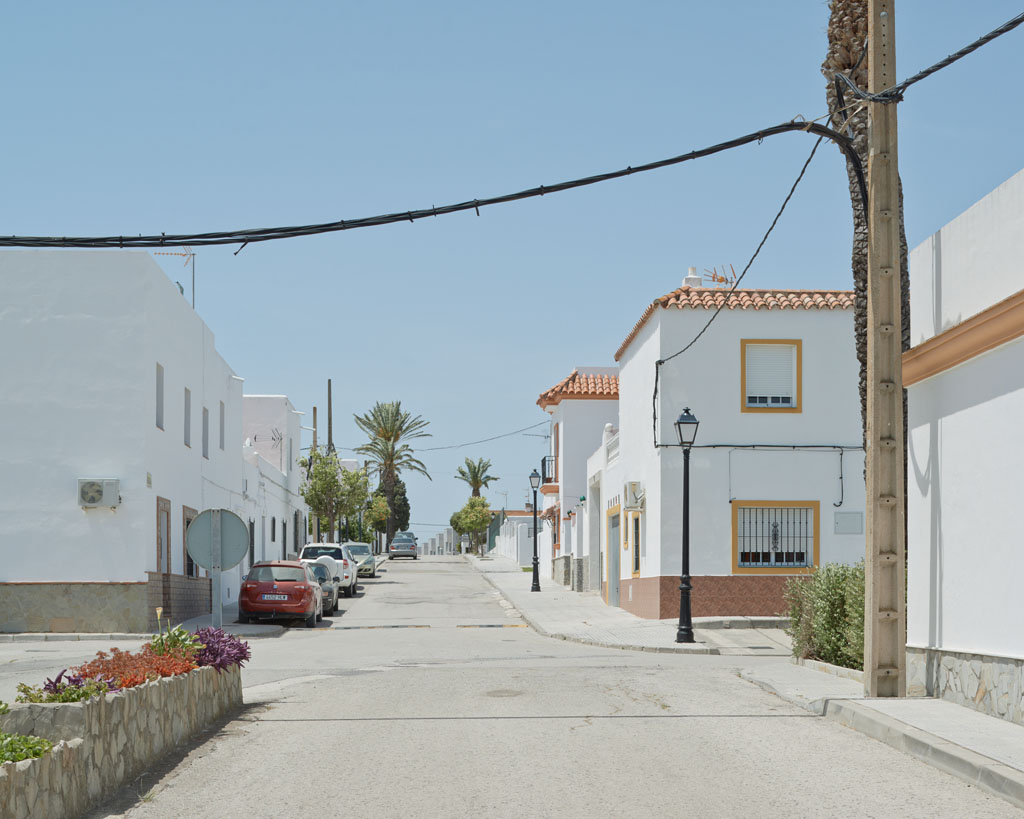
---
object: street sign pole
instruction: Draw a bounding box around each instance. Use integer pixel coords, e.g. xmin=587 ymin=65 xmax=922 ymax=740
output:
xmin=211 ymin=509 xmax=223 ymax=629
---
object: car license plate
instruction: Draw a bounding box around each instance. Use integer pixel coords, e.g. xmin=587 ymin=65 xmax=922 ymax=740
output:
xmin=262 ymin=594 xmax=288 ymax=601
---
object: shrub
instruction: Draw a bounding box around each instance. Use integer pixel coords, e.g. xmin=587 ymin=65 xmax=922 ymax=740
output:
xmin=193 ymin=627 xmax=251 ymax=672
xmin=784 ymin=561 xmax=865 ymax=670
xmin=75 ymin=647 xmax=197 ymax=689
xmin=0 ymin=700 xmax=8 ymax=715
xmin=149 ymin=623 xmax=204 ymax=661
xmin=0 ymin=732 xmax=52 ymax=764
xmin=16 ymin=669 xmax=120 ymax=704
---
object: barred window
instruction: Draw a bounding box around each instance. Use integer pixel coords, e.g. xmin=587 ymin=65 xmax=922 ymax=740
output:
xmin=736 ymin=505 xmax=814 ymax=568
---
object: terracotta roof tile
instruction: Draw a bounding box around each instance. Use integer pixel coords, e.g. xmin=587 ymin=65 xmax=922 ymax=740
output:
xmin=614 ymin=287 xmax=854 ymax=361
xmin=537 ymin=369 xmax=619 ymax=409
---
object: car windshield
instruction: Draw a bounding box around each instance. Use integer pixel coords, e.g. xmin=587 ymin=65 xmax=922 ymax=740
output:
xmin=347 ymin=545 xmax=371 ymax=555
xmin=250 ymin=565 xmax=305 ymax=583
xmin=302 ymin=546 xmax=343 ymax=560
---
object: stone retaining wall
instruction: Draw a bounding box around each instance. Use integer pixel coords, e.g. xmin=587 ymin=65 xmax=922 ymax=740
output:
xmin=552 ymin=555 xmax=571 ymax=587
xmin=0 ymin=665 xmax=242 ymax=818
xmin=907 ymin=646 xmax=1024 ymax=726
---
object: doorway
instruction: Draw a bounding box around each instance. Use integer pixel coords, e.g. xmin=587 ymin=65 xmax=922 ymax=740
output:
xmin=606 ymin=509 xmax=620 ymax=606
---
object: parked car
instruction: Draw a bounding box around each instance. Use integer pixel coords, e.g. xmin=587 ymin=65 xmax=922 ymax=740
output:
xmin=388 ymin=532 xmax=417 ymax=560
xmin=239 ymin=560 xmax=322 ymax=628
xmin=302 ymin=560 xmax=340 ymax=616
xmin=344 ymin=541 xmax=377 ymax=577
xmin=298 ymin=544 xmax=358 ymax=596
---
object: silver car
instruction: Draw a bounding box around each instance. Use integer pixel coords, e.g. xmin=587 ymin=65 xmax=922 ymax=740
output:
xmin=344 ymin=541 xmax=377 ymax=577
xmin=388 ymin=534 xmax=417 ymax=560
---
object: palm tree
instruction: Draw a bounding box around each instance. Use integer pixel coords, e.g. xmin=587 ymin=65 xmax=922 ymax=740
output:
xmin=354 ymin=402 xmax=431 ymax=543
xmin=455 ymin=457 xmax=498 ymax=497
xmin=822 ymin=0 xmax=910 ymax=448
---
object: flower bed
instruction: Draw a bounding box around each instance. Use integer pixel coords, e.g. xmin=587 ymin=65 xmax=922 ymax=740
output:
xmin=0 ymin=626 xmax=249 ymax=818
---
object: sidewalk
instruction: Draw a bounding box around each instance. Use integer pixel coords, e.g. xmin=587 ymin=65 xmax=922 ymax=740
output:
xmin=740 ymin=659 xmax=1024 ymax=810
xmin=468 ymin=553 xmax=791 ymax=656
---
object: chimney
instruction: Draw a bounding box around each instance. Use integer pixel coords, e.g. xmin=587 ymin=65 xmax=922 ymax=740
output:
xmin=683 ymin=266 xmax=702 ymax=288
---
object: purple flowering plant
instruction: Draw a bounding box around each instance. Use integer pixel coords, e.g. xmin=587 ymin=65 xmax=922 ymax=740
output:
xmin=192 ymin=627 xmax=251 ymax=672
xmin=17 ymin=668 xmax=120 ymax=704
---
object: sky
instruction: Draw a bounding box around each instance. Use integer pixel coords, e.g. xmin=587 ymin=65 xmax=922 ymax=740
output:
xmin=3 ymin=2 xmax=1021 ymax=534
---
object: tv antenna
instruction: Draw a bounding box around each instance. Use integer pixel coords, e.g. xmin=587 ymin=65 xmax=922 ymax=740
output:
xmin=154 ymin=246 xmax=196 ymax=307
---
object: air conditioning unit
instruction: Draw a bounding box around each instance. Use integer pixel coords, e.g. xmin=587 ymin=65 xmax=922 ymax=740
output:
xmin=78 ymin=479 xmax=121 ymax=509
xmin=623 ymin=481 xmax=645 ymax=511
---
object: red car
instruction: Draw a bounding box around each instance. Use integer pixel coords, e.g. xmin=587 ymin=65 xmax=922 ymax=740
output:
xmin=239 ymin=560 xmax=322 ymax=628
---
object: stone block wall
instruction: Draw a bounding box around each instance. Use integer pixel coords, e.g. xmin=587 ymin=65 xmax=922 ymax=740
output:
xmin=553 ymin=555 xmax=571 ymax=587
xmin=0 ymin=582 xmax=149 ymax=634
xmin=0 ymin=665 xmax=242 ymax=818
xmin=907 ymin=647 xmax=1024 ymax=726
xmin=570 ymin=558 xmax=584 ymax=591
xmin=146 ymin=573 xmax=211 ymax=630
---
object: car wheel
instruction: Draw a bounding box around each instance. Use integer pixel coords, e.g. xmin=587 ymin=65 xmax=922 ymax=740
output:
xmin=238 ymin=613 xmax=249 ymax=624
xmin=305 ymin=610 xmax=316 ymax=628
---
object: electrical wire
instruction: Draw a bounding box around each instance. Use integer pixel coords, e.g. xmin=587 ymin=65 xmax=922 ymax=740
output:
xmin=419 ymin=420 xmax=549 ymax=451
xmin=651 ymin=136 xmax=826 ymax=447
xmin=0 ymin=121 xmax=861 ymax=250
xmin=833 ymin=10 xmax=1024 ymax=104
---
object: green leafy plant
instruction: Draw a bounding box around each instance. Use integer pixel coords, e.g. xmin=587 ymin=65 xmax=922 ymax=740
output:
xmin=784 ymin=561 xmax=865 ymax=670
xmin=0 ymin=700 xmax=9 ymax=715
xmin=15 ymin=671 xmax=117 ymax=704
xmin=0 ymin=732 xmax=53 ymax=764
xmin=149 ymin=621 xmax=203 ymax=660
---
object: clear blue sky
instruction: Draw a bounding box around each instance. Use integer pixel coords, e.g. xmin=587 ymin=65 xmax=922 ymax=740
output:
xmin=4 ymin=2 xmax=1021 ymax=531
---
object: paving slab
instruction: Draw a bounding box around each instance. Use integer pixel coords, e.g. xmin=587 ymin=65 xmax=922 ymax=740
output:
xmin=740 ymin=658 xmax=1024 ymax=811
xmin=469 ymin=554 xmax=791 ymax=656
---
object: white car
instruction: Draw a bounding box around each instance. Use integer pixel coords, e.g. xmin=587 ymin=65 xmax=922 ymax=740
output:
xmin=298 ymin=543 xmax=359 ymax=597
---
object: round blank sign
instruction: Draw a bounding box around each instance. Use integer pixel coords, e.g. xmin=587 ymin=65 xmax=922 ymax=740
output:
xmin=186 ymin=509 xmax=249 ymax=571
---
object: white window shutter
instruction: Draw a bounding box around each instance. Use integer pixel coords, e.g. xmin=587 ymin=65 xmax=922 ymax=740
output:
xmin=745 ymin=344 xmax=795 ymax=406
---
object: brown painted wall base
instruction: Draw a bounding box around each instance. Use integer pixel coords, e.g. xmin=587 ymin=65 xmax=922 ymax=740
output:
xmin=618 ymin=575 xmax=793 ymax=619
xmin=0 ymin=582 xmax=149 ymax=633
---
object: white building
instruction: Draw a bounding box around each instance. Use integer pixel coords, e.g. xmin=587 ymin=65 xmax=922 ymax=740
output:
xmin=584 ymin=272 xmax=865 ymax=618
xmin=0 ymin=251 xmax=307 ymax=633
xmin=534 ymin=368 xmax=619 ymax=587
xmin=904 ymin=167 xmax=1024 ymax=724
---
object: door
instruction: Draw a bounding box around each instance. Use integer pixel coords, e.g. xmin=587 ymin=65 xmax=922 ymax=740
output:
xmin=606 ymin=511 xmax=620 ymax=606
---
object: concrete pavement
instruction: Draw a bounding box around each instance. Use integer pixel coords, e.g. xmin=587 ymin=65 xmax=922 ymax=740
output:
xmin=474 ymin=553 xmax=1024 ymax=812
xmin=740 ymin=660 xmax=1024 ymax=810
xmin=468 ymin=553 xmax=792 ymax=656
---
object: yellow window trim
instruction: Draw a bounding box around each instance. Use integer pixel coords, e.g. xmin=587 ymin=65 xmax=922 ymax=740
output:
xmin=730 ymin=500 xmax=819 ymax=575
xmin=604 ymin=504 xmax=621 ymax=603
xmin=740 ymin=339 xmax=802 ymax=414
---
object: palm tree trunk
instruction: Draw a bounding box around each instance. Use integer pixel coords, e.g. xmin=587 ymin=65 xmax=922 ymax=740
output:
xmin=823 ymin=0 xmax=910 ymax=454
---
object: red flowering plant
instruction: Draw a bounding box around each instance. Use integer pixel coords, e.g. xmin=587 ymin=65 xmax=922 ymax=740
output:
xmin=74 ymin=646 xmax=197 ymax=689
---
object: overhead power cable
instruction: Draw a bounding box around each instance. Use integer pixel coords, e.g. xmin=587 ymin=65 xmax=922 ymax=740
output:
xmin=833 ymin=10 xmax=1024 ymax=103
xmin=0 ymin=121 xmax=862 ymax=250
xmin=652 ymin=136 xmax=825 ymax=447
xmin=418 ymin=420 xmax=548 ymax=452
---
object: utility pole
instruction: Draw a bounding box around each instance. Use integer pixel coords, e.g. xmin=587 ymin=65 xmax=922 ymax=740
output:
xmin=312 ymin=406 xmax=321 ymax=542
xmin=864 ymin=0 xmax=906 ymax=697
xmin=326 ymin=379 xmax=335 ymax=454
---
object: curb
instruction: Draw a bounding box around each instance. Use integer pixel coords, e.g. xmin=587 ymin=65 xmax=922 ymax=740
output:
xmin=0 ymin=626 xmax=286 ymax=643
xmin=476 ymin=569 xmax=719 ymax=655
xmin=738 ymin=669 xmax=1024 ymax=811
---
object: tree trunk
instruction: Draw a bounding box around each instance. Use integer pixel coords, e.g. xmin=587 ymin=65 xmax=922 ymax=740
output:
xmin=471 ymin=487 xmax=480 ymax=498
xmin=383 ymin=472 xmax=397 ymax=544
xmin=823 ymin=0 xmax=910 ymax=453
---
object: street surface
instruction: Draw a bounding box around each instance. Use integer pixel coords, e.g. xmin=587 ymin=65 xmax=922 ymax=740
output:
xmin=47 ymin=556 xmax=1020 ymax=817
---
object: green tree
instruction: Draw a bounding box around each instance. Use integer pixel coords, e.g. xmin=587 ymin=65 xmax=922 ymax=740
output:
xmin=455 ymin=457 xmax=498 ymax=497
xmin=372 ymin=479 xmax=410 ymax=535
xmin=450 ymin=496 xmax=491 ymax=554
xmin=338 ymin=467 xmax=370 ymax=541
xmin=299 ymin=449 xmax=344 ymax=536
xmin=355 ymin=401 xmax=431 ymax=543
xmin=366 ymin=494 xmax=390 ymax=534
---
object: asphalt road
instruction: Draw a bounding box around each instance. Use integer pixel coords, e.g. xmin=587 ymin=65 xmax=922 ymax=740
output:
xmin=64 ymin=556 xmax=1021 ymax=817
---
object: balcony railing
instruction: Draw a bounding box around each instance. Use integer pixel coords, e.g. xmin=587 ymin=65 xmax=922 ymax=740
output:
xmin=541 ymin=455 xmax=558 ymax=484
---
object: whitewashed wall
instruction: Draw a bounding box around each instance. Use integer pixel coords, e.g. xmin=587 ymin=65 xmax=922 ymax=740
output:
xmin=907 ymin=168 xmax=1024 ymax=662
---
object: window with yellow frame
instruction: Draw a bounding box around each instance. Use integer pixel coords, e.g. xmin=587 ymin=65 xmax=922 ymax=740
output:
xmin=740 ymin=339 xmax=802 ymax=413
xmin=731 ymin=500 xmax=819 ymax=574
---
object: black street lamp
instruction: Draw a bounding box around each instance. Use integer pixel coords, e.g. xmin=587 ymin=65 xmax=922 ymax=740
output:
xmin=529 ymin=469 xmax=542 ymax=592
xmin=674 ymin=408 xmax=700 ymax=643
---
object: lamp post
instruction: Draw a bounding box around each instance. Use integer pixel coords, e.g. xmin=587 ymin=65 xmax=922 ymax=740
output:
xmin=674 ymin=408 xmax=699 ymax=643
xmin=529 ymin=469 xmax=541 ymax=592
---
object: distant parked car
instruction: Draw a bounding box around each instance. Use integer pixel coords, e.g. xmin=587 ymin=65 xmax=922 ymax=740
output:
xmin=299 ymin=543 xmax=358 ymax=595
xmin=239 ymin=560 xmax=322 ymax=628
xmin=302 ymin=560 xmax=340 ymax=616
xmin=344 ymin=542 xmax=377 ymax=577
xmin=388 ymin=532 xmax=417 ymax=560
